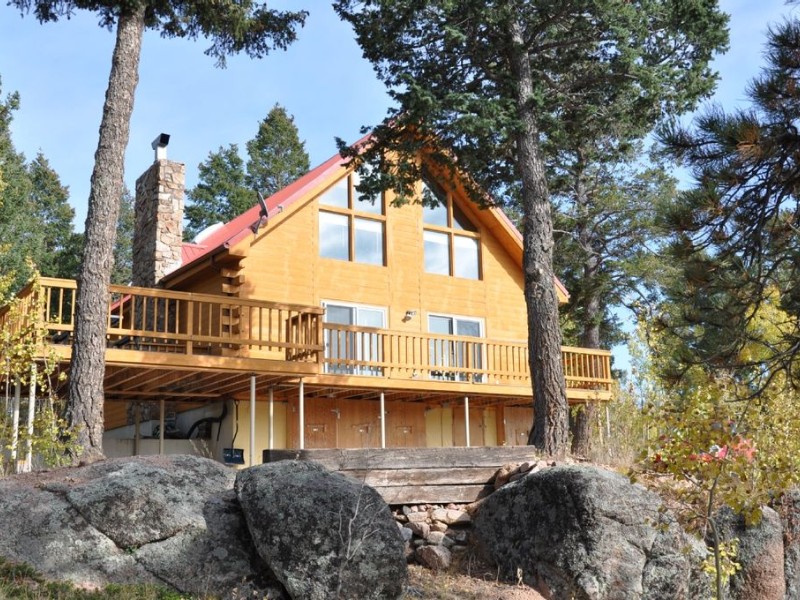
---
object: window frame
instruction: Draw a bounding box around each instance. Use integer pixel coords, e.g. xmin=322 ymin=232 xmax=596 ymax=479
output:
xmin=322 ymin=300 xmax=387 ymax=376
xmin=421 ymin=177 xmax=481 ymax=279
xmin=426 ymin=312 xmax=485 ymax=382
xmin=319 ymin=172 xmax=386 ymax=265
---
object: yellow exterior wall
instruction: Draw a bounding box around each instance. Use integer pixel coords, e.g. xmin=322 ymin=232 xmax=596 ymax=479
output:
xmin=235 ymin=171 xmax=529 ymax=343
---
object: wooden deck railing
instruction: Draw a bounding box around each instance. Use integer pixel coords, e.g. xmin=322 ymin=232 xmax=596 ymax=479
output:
xmin=3 ymin=277 xmax=325 ymax=362
xmin=323 ymin=323 xmax=613 ymax=393
xmin=0 ymin=278 xmax=613 ymax=393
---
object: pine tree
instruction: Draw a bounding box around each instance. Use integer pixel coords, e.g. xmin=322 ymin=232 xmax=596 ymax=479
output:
xmin=0 ymin=81 xmax=36 ymax=295
xmin=28 ymin=152 xmax=75 ymax=278
xmin=111 ymin=187 xmax=134 ymax=285
xmin=185 ymin=106 xmax=309 ymax=240
xmin=659 ymin=17 xmax=800 ymax=382
xmin=185 ymin=144 xmax=253 ymax=241
xmin=334 ymin=0 xmax=728 ymax=454
xmin=246 ymin=104 xmax=309 ymax=196
xmin=10 ymin=0 xmax=307 ymax=460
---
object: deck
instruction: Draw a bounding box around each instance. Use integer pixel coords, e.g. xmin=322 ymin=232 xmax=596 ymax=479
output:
xmin=0 ymin=278 xmax=613 ymax=410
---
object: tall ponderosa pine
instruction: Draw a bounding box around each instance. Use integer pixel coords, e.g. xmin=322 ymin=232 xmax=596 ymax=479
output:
xmin=10 ymin=0 xmax=307 ymax=460
xmin=334 ymin=0 xmax=728 ymax=454
xmin=551 ymin=152 xmax=679 ymax=454
xmin=185 ymin=105 xmax=309 ymax=240
xmin=659 ymin=17 xmax=800 ymax=383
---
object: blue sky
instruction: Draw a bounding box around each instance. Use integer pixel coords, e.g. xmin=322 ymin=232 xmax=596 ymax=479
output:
xmin=0 ymin=1 xmax=793 ymax=229
xmin=0 ymin=1 xmax=794 ymax=372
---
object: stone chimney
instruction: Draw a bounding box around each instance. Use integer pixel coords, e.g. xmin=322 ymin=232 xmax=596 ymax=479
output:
xmin=132 ymin=134 xmax=185 ymax=287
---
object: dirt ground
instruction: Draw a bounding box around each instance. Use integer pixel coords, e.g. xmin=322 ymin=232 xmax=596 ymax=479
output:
xmin=403 ymin=554 xmax=546 ymax=600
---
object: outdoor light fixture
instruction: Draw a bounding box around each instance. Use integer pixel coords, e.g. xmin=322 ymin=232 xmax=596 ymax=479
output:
xmin=403 ymin=310 xmax=417 ymax=322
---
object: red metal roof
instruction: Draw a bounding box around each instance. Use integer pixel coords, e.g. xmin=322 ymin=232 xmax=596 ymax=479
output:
xmin=164 ymin=143 xmax=356 ymax=283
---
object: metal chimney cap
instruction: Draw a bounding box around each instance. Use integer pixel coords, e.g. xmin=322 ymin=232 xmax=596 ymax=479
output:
xmin=152 ymin=133 xmax=170 ymax=161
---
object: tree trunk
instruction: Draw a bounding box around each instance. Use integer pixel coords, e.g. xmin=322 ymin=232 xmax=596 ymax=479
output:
xmin=571 ymin=170 xmax=601 ymax=455
xmin=508 ymin=20 xmax=569 ymax=456
xmin=67 ymin=7 xmax=145 ymax=462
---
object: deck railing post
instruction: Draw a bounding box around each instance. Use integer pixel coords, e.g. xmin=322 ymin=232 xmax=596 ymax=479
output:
xmin=380 ymin=391 xmax=386 ymax=449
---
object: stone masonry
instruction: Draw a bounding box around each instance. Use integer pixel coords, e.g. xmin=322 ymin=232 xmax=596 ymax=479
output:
xmin=133 ymin=159 xmax=185 ymax=287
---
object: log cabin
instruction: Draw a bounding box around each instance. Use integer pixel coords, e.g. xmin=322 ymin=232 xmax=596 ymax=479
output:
xmin=0 ymin=134 xmax=613 ymax=468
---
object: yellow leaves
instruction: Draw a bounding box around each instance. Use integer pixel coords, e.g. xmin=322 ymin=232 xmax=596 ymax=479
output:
xmin=702 ymin=538 xmax=742 ymax=599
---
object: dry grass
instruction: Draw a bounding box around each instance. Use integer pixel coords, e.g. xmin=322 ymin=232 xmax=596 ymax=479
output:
xmin=403 ymin=551 xmax=545 ymax=600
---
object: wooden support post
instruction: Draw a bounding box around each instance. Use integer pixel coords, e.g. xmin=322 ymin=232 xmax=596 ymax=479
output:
xmin=464 ymin=396 xmax=470 ymax=448
xmin=249 ymin=375 xmax=256 ymax=467
xmin=23 ymin=365 xmax=36 ymax=473
xmin=159 ymin=399 xmax=165 ymax=455
xmin=299 ymin=379 xmax=305 ymax=450
xmin=268 ymin=386 xmax=274 ymax=451
xmin=134 ymin=403 xmax=140 ymax=456
xmin=380 ymin=391 xmax=386 ymax=449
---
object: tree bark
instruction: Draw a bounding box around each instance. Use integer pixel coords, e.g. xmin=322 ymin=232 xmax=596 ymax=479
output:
xmin=571 ymin=169 xmax=601 ymax=455
xmin=67 ymin=6 xmax=145 ymax=462
xmin=508 ymin=20 xmax=569 ymax=456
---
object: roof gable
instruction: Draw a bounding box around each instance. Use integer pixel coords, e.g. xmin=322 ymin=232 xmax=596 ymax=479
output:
xmin=163 ymin=138 xmax=568 ymax=302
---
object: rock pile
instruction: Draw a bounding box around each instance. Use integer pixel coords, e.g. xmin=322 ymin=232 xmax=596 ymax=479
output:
xmin=0 ymin=455 xmax=408 ymax=600
xmin=393 ymin=503 xmax=473 ymax=570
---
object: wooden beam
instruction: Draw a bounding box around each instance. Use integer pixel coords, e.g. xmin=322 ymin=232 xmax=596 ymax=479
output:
xmin=373 ymin=484 xmax=492 ymax=505
xmin=264 ymin=446 xmax=540 ymax=469
xmin=343 ymin=467 xmax=499 ymax=487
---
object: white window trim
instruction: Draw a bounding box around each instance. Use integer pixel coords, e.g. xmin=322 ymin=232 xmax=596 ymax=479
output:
xmin=322 ymin=300 xmax=387 ymax=326
xmin=426 ymin=312 xmax=485 ymax=337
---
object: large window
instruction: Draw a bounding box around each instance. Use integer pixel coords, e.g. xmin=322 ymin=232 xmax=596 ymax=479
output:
xmin=422 ymin=177 xmax=480 ymax=279
xmin=324 ymin=302 xmax=386 ymax=376
xmin=319 ymin=172 xmax=385 ymax=265
xmin=428 ymin=314 xmax=484 ymax=382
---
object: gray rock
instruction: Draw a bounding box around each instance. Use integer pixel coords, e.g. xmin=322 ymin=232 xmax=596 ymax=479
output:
xmin=0 ymin=455 xmax=285 ymax=598
xmin=236 ymin=460 xmax=407 ymax=600
xmin=65 ymin=454 xmax=233 ymax=548
xmin=430 ymin=521 xmax=448 ymax=533
xmin=416 ymin=545 xmax=451 ymax=571
xmin=473 ymin=465 xmax=703 ymax=599
xmin=399 ymin=526 xmax=414 ymax=542
xmin=445 ymin=509 xmax=470 ymax=524
xmin=408 ymin=521 xmax=431 ymax=538
xmin=430 ymin=508 xmax=448 ymax=522
xmin=407 ymin=511 xmax=429 ymax=523
xmin=446 ymin=527 xmax=470 ymax=544
xmin=715 ymin=506 xmax=785 ymax=600
xmin=782 ymin=489 xmax=800 ymax=599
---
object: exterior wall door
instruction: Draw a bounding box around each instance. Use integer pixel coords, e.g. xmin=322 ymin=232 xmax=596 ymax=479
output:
xmin=324 ymin=303 xmax=386 ymax=375
xmin=428 ymin=314 xmax=484 ymax=381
